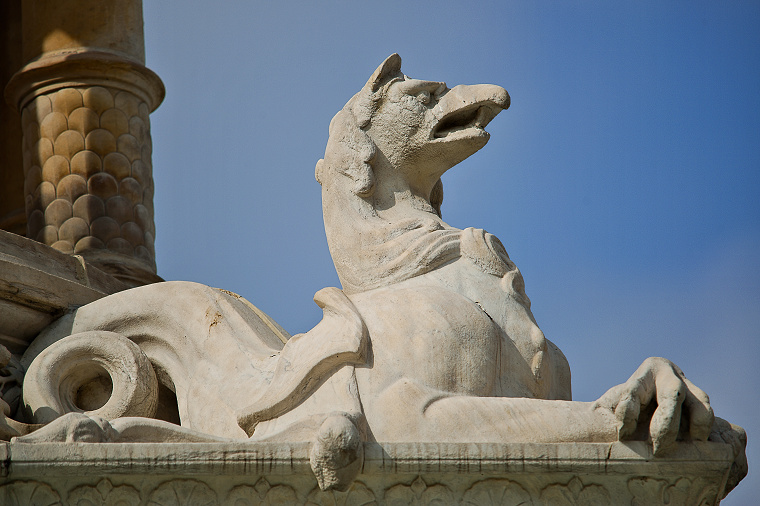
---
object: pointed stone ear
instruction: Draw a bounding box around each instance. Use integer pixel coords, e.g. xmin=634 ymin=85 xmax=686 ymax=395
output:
xmin=365 ymin=53 xmax=402 ymax=92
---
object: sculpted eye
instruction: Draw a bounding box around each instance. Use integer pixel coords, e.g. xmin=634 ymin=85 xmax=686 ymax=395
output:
xmin=417 ymin=90 xmax=431 ymax=104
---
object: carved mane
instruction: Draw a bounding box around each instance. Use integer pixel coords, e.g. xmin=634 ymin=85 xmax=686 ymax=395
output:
xmin=315 ymin=69 xmax=459 ymax=295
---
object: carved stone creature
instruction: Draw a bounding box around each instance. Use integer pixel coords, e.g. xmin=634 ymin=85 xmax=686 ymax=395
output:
xmin=12 ymin=54 xmax=746 ymax=493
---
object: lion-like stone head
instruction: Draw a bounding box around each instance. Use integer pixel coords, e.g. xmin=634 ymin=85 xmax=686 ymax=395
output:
xmin=316 ymin=54 xmax=509 ymax=218
xmin=317 ymin=55 xmax=510 ymax=294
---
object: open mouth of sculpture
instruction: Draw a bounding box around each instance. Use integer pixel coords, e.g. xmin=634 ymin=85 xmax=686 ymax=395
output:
xmin=432 ymin=104 xmax=499 ymax=139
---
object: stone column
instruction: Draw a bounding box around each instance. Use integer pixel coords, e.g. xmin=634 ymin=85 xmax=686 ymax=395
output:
xmin=4 ymin=0 xmax=164 ymax=287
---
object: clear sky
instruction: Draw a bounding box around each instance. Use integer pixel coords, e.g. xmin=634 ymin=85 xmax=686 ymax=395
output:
xmin=143 ymin=2 xmax=759 ymax=501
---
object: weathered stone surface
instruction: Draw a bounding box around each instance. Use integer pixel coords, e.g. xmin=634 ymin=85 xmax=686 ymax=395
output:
xmin=0 ymin=230 xmax=126 ymax=353
xmin=6 ymin=45 xmax=164 ymax=287
xmin=2 ymin=54 xmax=747 ymax=502
xmin=0 ymin=441 xmax=737 ymax=505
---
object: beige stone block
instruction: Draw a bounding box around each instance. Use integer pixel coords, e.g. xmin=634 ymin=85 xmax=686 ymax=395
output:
xmin=119 ymin=177 xmax=142 ymax=205
xmin=41 ymin=155 xmax=70 ymax=186
xmin=70 ymin=150 xmax=102 ymax=179
xmin=84 ymin=129 xmax=117 ymax=157
xmin=58 ymin=217 xmax=89 ymax=245
xmin=87 ymin=172 xmax=118 ymax=200
xmin=56 ymin=174 xmax=88 ymax=203
xmin=117 ymin=134 xmax=141 ymax=162
xmin=53 ymin=130 xmax=85 ymax=159
xmin=103 ymin=152 xmax=131 ymax=180
xmin=100 ymin=108 xmax=129 ymax=138
xmin=44 ymin=199 xmax=73 ymax=228
xmin=52 ymin=88 xmax=83 ymax=116
xmin=74 ymin=236 xmax=106 ymax=254
xmin=35 ymin=225 xmax=58 ymax=244
xmin=39 ymin=112 xmax=67 ymax=142
xmin=73 ymin=194 xmax=106 ymax=223
xmin=90 ymin=216 xmax=120 ymax=243
xmin=82 ymin=87 xmax=115 ymax=115
xmin=106 ymin=196 xmax=133 ymax=224
xmin=68 ymin=107 xmax=100 ymax=138
xmin=121 ymin=221 xmax=143 ymax=247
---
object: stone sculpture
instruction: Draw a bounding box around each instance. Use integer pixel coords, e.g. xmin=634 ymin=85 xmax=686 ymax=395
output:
xmin=1 ymin=54 xmax=746 ymax=494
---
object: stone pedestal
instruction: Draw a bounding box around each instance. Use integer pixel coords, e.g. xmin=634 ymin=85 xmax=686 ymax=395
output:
xmin=0 ymin=441 xmax=736 ymax=505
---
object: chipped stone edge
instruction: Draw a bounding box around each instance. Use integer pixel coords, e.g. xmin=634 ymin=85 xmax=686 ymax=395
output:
xmin=0 ymin=440 xmax=734 ymax=480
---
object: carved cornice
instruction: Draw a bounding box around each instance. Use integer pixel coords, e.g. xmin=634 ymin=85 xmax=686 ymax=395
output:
xmin=0 ymin=441 xmax=738 ymax=505
xmin=4 ymin=49 xmax=164 ymax=112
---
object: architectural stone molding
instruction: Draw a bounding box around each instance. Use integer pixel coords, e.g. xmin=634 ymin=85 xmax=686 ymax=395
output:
xmin=0 ymin=230 xmax=126 ymax=354
xmin=0 ymin=441 xmax=737 ymax=505
xmin=4 ymin=49 xmax=164 ymax=112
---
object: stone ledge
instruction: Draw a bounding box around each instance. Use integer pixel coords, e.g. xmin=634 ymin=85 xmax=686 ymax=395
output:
xmin=0 ymin=441 xmax=735 ymax=505
xmin=0 ymin=230 xmax=127 ymax=353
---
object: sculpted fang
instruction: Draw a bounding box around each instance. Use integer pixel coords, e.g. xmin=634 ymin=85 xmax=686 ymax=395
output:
xmin=4 ymin=54 xmax=746 ymax=494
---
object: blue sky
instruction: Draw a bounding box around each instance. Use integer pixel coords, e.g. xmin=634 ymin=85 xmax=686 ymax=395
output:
xmin=143 ymin=2 xmax=759 ymax=501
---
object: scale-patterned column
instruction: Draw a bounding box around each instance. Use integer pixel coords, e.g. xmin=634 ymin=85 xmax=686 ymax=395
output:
xmin=7 ymin=51 xmax=164 ymax=286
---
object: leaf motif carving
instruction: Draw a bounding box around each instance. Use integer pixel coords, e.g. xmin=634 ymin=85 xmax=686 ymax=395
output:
xmin=68 ymin=479 xmax=140 ymax=506
xmin=539 ymin=477 xmax=610 ymax=506
xmin=306 ymin=480 xmax=376 ymax=506
xmin=629 ymin=476 xmax=720 ymax=506
xmin=462 ymin=478 xmax=532 ymax=506
xmin=383 ymin=477 xmax=454 ymax=505
xmin=227 ymin=483 xmax=298 ymax=505
xmin=0 ymin=481 xmax=61 ymax=506
xmin=147 ymin=479 xmax=217 ymax=506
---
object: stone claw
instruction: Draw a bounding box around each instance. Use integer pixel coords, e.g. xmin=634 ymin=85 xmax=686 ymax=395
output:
xmin=595 ymin=357 xmax=714 ymax=456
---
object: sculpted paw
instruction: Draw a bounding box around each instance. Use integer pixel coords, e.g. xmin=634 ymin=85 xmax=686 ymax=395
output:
xmin=594 ymin=357 xmax=713 ymax=456
xmin=310 ymin=413 xmax=364 ymax=491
